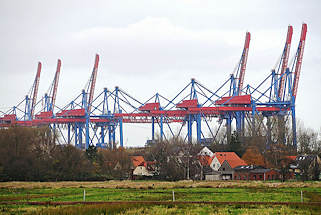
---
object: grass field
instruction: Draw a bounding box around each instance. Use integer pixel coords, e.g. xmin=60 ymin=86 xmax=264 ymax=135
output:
xmin=0 ymin=181 xmax=320 ymax=214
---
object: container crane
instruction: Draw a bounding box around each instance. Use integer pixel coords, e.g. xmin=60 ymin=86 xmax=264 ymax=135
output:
xmin=51 ymin=59 xmax=61 ymax=112
xmin=290 ymin=23 xmax=307 ymax=148
xmin=0 ymin=24 xmax=307 ymax=150
xmin=87 ymin=54 xmax=99 ymax=113
xmin=292 ymin=23 xmax=307 ymax=100
xmin=237 ymin=32 xmax=251 ymax=96
xmin=36 ymin=59 xmax=61 ymax=119
xmin=278 ymin=25 xmax=293 ymax=101
xmin=28 ymin=62 xmax=42 ymax=120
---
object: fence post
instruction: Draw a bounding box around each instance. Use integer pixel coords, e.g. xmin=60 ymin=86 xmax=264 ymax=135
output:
xmin=83 ymin=189 xmax=86 ymax=202
xmin=172 ymin=190 xmax=175 ymax=202
xmin=300 ymin=190 xmax=303 ymax=203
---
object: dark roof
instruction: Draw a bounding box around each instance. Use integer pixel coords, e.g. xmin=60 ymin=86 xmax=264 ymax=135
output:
xmin=296 ymin=154 xmax=317 ymax=162
xmin=234 ymin=165 xmax=269 ymax=172
xmin=234 ymin=165 xmax=258 ymax=171
xmin=291 ymin=154 xmax=320 ymax=169
xmin=250 ymin=168 xmax=273 ymax=174
xmin=203 ymin=166 xmax=213 ymax=173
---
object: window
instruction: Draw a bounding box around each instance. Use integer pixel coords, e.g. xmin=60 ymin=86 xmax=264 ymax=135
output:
xmin=259 ymin=175 xmax=263 ymax=179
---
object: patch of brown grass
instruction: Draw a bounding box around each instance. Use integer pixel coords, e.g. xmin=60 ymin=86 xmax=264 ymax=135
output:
xmin=0 ymin=180 xmax=320 ymax=190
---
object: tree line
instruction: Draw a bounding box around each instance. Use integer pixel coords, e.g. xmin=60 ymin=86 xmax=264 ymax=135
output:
xmin=0 ymin=123 xmax=320 ymax=181
xmin=0 ymin=127 xmax=131 ymax=181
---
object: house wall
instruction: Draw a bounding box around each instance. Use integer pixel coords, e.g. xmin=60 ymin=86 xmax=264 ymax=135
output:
xmin=205 ymin=174 xmax=221 ymax=181
xmin=199 ymin=147 xmax=214 ymax=157
xmin=133 ymin=166 xmax=152 ymax=176
xmin=234 ymin=170 xmax=280 ymax=180
xmin=218 ymin=161 xmax=234 ymax=180
xmin=263 ymin=170 xmax=280 ymax=180
xmin=234 ymin=172 xmax=250 ymax=180
xmin=221 ymin=174 xmax=232 ymax=180
xmin=249 ymin=173 xmax=265 ymax=180
xmin=210 ymin=157 xmax=221 ymax=171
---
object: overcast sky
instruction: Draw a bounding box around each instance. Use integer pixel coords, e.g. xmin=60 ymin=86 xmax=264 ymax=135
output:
xmin=0 ymin=0 xmax=320 ymax=146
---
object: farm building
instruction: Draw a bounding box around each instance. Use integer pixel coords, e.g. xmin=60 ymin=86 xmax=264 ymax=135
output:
xmin=234 ymin=165 xmax=280 ymax=180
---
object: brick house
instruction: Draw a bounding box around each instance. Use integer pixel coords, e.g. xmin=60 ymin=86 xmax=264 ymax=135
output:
xmin=234 ymin=165 xmax=280 ymax=180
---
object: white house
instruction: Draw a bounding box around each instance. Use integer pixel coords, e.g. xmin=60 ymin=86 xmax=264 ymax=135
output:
xmin=132 ymin=165 xmax=153 ymax=177
xmin=210 ymin=156 xmax=221 ymax=171
xmin=198 ymin=147 xmax=214 ymax=157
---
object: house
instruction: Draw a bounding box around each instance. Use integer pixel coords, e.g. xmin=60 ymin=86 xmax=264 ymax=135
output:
xmin=130 ymin=156 xmax=154 ymax=179
xmin=198 ymin=147 xmax=214 ymax=157
xmin=217 ymin=160 xmax=234 ymax=180
xmin=197 ymin=154 xmax=214 ymax=180
xmin=289 ymin=154 xmax=321 ymax=180
xmin=234 ymin=165 xmax=280 ymax=180
xmin=146 ymin=160 xmax=158 ymax=176
xmin=198 ymin=155 xmax=213 ymax=166
xmin=205 ymin=152 xmax=247 ymax=180
xmin=210 ymin=152 xmax=247 ymax=171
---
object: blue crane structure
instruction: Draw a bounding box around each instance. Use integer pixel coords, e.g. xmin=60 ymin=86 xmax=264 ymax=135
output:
xmin=0 ymin=24 xmax=307 ymax=150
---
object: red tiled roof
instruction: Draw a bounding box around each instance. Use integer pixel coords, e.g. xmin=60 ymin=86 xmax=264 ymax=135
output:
xmin=214 ymin=152 xmax=247 ymax=168
xmin=198 ymin=155 xmax=213 ymax=166
xmin=227 ymin=159 xmax=247 ymax=168
xmin=131 ymin=156 xmax=146 ymax=167
xmin=286 ymin=156 xmax=297 ymax=161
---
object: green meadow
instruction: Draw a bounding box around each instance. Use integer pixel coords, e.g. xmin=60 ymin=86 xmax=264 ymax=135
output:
xmin=0 ymin=181 xmax=320 ymax=214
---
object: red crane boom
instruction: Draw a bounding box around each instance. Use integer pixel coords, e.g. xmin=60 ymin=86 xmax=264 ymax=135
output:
xmin=278 ymin=25 xmax=293 ymax=100
xmin=87 ymin=54 xmax=100 ymax=113
xmin=51 ymin=59 xmax=61 ymax=111
xmin=238 ymin=32 xmax=251 ymax=95
xmin=30 ymin=62 xmax=42 ymax=119
xmin=292 ymin=23 xmax=307 ymax=100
